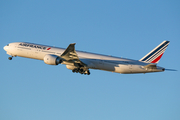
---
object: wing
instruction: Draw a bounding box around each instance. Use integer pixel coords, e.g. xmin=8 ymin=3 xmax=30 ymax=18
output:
xmin=60 ymin=43 xmax=86 ymax=66
xmin=60 ymin=43 xmax=90 ymax=75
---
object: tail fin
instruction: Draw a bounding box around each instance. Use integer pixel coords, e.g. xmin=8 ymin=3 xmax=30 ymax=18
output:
xmin=139 ymin=41 xmax=170 ymax=64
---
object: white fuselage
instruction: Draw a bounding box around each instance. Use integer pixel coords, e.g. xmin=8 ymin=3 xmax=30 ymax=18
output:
xmin=3 ymin=42 xmax=164 ymax=74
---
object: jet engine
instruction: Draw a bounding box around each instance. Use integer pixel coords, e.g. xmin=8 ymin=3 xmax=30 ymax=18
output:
xmin=44 ymin=54 xmax=62 ymax=65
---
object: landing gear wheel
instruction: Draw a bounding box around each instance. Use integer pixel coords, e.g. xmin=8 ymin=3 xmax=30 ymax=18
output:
xmin=72 ymin=68 xmax=91 ymax=75
xmin=8 ymin=57 xmax=12 ymax=60
xmin=72 ymin=69 xmax=76 ymax=73
xmin=87 ymin=71 xmax=90 ymax=75
xmin=72 ymin=68 xmax=79 ymax=73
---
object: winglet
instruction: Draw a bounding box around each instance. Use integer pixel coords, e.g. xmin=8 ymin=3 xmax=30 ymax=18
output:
xmin=139 ymin=41 xmax=170 ymax=64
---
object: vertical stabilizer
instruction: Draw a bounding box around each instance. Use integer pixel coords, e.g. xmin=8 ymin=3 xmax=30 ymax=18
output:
xmin=139 ymin=41 xmax=170 ymax=64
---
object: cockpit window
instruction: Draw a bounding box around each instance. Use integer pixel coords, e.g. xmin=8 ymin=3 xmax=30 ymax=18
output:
xmin=7 ymin=44 xmax=9 ymax=46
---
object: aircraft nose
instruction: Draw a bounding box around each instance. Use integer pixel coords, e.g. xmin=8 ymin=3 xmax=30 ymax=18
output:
xmin=3 ymin=46 xmax=7 ymax=51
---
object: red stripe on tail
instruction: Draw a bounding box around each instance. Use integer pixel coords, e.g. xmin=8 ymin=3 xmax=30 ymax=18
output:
xmin=151 ymin=53 xmax=164 ymax=63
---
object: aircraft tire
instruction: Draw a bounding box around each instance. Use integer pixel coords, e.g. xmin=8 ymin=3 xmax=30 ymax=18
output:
xmin=8 ymin=57 xmax=12 ymax=60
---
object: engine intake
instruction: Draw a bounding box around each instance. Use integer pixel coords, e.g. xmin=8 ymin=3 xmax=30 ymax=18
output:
xmin=44 ymin=54 xmax=62 ymax=65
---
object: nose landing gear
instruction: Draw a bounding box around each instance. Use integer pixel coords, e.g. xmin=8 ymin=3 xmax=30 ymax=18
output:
xmin=8 ymin=57 xmax=13 ymax=60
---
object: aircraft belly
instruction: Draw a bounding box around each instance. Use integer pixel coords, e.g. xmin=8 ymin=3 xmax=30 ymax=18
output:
xmin=100 ymin=64 xmax=116 ymax=72
xmin=115 ymin=65 xmax=130 ymax=73
xmin=115 ymin=65 xmax=147 ymax=74
xmin=88 ymin=60 xmax=116 ymax=72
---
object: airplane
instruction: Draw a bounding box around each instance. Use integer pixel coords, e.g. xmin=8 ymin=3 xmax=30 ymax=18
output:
xmin=3 ymin=41 xmax=171 ymax=75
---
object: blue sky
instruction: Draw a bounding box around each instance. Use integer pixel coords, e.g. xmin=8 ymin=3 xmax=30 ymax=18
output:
xmin=1 ymin=0 xmax=180 ymax=120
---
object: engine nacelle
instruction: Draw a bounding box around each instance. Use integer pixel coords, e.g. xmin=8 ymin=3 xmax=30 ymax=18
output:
xmin=44 ymin=54 xmax=62 ymax=65
xmin=66 ymin=65 xmax=77 ymax=70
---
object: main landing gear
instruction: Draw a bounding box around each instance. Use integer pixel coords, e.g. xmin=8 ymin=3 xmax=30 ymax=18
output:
xmin=8 ymin=56 xmax=13 ymax=60
xmin=72 ymin=68 xmax=90 ymax=75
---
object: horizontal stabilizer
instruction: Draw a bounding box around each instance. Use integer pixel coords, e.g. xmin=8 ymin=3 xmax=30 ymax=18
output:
xmin=143 ymin=64 xmax=157 ymax=69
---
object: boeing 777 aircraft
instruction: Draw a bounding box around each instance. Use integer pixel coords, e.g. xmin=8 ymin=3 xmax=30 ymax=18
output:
xmin=4 ymin=41 xmax=170 ymax=75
